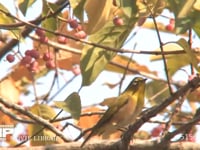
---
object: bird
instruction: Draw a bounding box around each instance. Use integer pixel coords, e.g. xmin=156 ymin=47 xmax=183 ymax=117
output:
xmin=80 ymin=77 xmax=147 ymax=147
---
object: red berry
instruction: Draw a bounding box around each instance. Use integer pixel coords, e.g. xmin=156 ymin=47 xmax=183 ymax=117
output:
xmin=35 ymin=28 xmax=45 ymax=37
xmin=188 ymin=135 xmax=196 ymax=142
xmin=28 ymin=61 xmax=39 ymax=72
xmin=6 ymin=54 xmax=15 ymax=63
xmin=137 ymin=17 xmax=146 ymax=26
xmin=20 ymin=56 xmax=32 ymax=65
xmin=77 ymin=24 xmax=83 ymax=31
xmin=151 ymin=125 xmax=165 ymax=137
xmin=74 ymin=30 xmax=87 ymax=39
xmin=25 ymin=50 xmax=31 ymax=56
xmin=72 ymin=64 xmax=81 ymax=75
xmin=29 ymin=49 xmax=40 ymax=59
xmin=46 ymin=60 xmax=56 ymax=69
xmin=166 ymin=19 xmax=175 ymax=31
xmin=68 ymin=19 xmax=79 ymax=29
xmin=57 ymin=36 xmax=68 ymax=44
xmin=39 ymin=36 xmax=48 ymax=43
xmin=166 ymin=23 xmax=174 ymax=31
xmin=43 ymin=52 xmax=53 ymax=61
xmin=188 ymin=74 xmax=196 ymax=81
xmin=113 ymin=16 xmax=124 ymax=26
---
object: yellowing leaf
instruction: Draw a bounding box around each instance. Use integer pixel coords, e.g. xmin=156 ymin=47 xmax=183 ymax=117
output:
xmin=150 ymin=38 xmax=200 ymax=76
xmin=150 ymin=42 xmax=184 ymax=61
xmin=84 ymin=0 xmax=113 ymax=34
xmin=0 ymin=77 xmax=20 ymax=104
xmin=106 ymin=55 xmax=157 ymax=76
xmin=0 ymin=4 xmax=15 ymax=24
xmin=146 ymin=80 xmax=170 ymax=106
xmin=28 ymin=104 xmax=59 ymax=146
xmin=54 ymin=92 xmax=81 ymax=120
xmin=177 ymin=38 xmax=200 ymax=72
xmin=193 ymin=0 xmax=200 ymax=11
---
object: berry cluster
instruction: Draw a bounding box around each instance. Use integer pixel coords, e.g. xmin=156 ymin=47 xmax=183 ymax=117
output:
xmin=68 ymin=19 xmax=87 ymax=39
xmin=6 ymin=49 xmax=56 ymax=72
xmin=20 ymin=49 xmax=40 ymax=72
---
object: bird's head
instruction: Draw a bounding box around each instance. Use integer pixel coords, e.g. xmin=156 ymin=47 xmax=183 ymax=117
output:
xmin=125 ymin=77 xmax=147 ymax=94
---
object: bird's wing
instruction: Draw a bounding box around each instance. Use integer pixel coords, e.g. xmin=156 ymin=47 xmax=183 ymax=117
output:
xmin=80 ymin=95 xmax=129 ymax=147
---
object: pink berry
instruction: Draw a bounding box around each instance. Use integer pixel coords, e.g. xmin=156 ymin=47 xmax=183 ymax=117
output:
xmin=35 ymin=28 xmax=45 ymax=37
xmin=6 ymin=54 xmax=15 ymax=63
xmin=29 ymin=49 xmax=40 ymax=59
xmin=25 ymin=50 xmax=31 ymax=56
xmin=151 ymin=125 xmax=165 ymax=137
xmin=113 ymin=16 xmax=124 ymax=26
xmin=68 ymin=19 xmax=79 ymax=29
xmin=76 ymin=24 xmax=83 ymax=31
xmin=74 ymin=30 xmax=87 ymax=39
xmin=166 ymin=24 xmax=174 ymax=31
xmin=46 ymin=60 xmax=56 ymax=69
xmin=28 ymin=61 xmax=39 ymax=72
xmin=20 ymin=56 xmax=32 ymax=65
xmin=166 ymin=19 xmax=175 ymax=31
xmin=57 ymin=36 xmax=68 ymax=44
xmin=43 ymin=52 xmax=53 ymax=61
xmin=72 ymin=64 xmax=81 ymax=75
xmin=39 ymin=36 xmax=48 ymax=43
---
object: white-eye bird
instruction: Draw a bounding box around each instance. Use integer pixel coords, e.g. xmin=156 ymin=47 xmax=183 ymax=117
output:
xmin=81 ymin=77 xmax=147 ymax=147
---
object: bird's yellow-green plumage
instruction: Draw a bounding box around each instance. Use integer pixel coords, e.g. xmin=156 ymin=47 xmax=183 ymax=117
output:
xmin=81 ymin=77 xmax=146 ymax=147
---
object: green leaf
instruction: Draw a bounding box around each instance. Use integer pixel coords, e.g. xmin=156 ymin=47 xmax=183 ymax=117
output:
xmin=115 ymin=0 xmax=138 ymax=18
xmin=146 ymin=80 xmax=170 ymax=106
xmin=41 ymin=1 xmax=59 ymax=37
xmin=29 ymin=103 xmax=57 ymax=120
xmin=54 ymin=92 xmax=81 ymax=120
xmin=18 ymin=0 xmax=36 ymax=16
xmin=81 ymin=19 xmax=136 ymax=86
xmin=69 ymin=0 xmax=86 ymax=22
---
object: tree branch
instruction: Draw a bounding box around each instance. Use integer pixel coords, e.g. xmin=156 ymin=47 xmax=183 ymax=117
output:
xmin=121 ymin=76 xmax=200 ymax=147
xmin=0 ymin=97 xmax=70 ymax=142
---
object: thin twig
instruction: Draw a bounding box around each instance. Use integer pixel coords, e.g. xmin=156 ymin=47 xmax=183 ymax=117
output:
xmin=144 ymin=1 xmax=172 ymax=94
xmin=160 ymin=107 xmax=200 ymax=144
xmin=51 ymin=111 xmax=104 ymax=122
xmin=161 ymin=90 xmax=190 ymax=139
